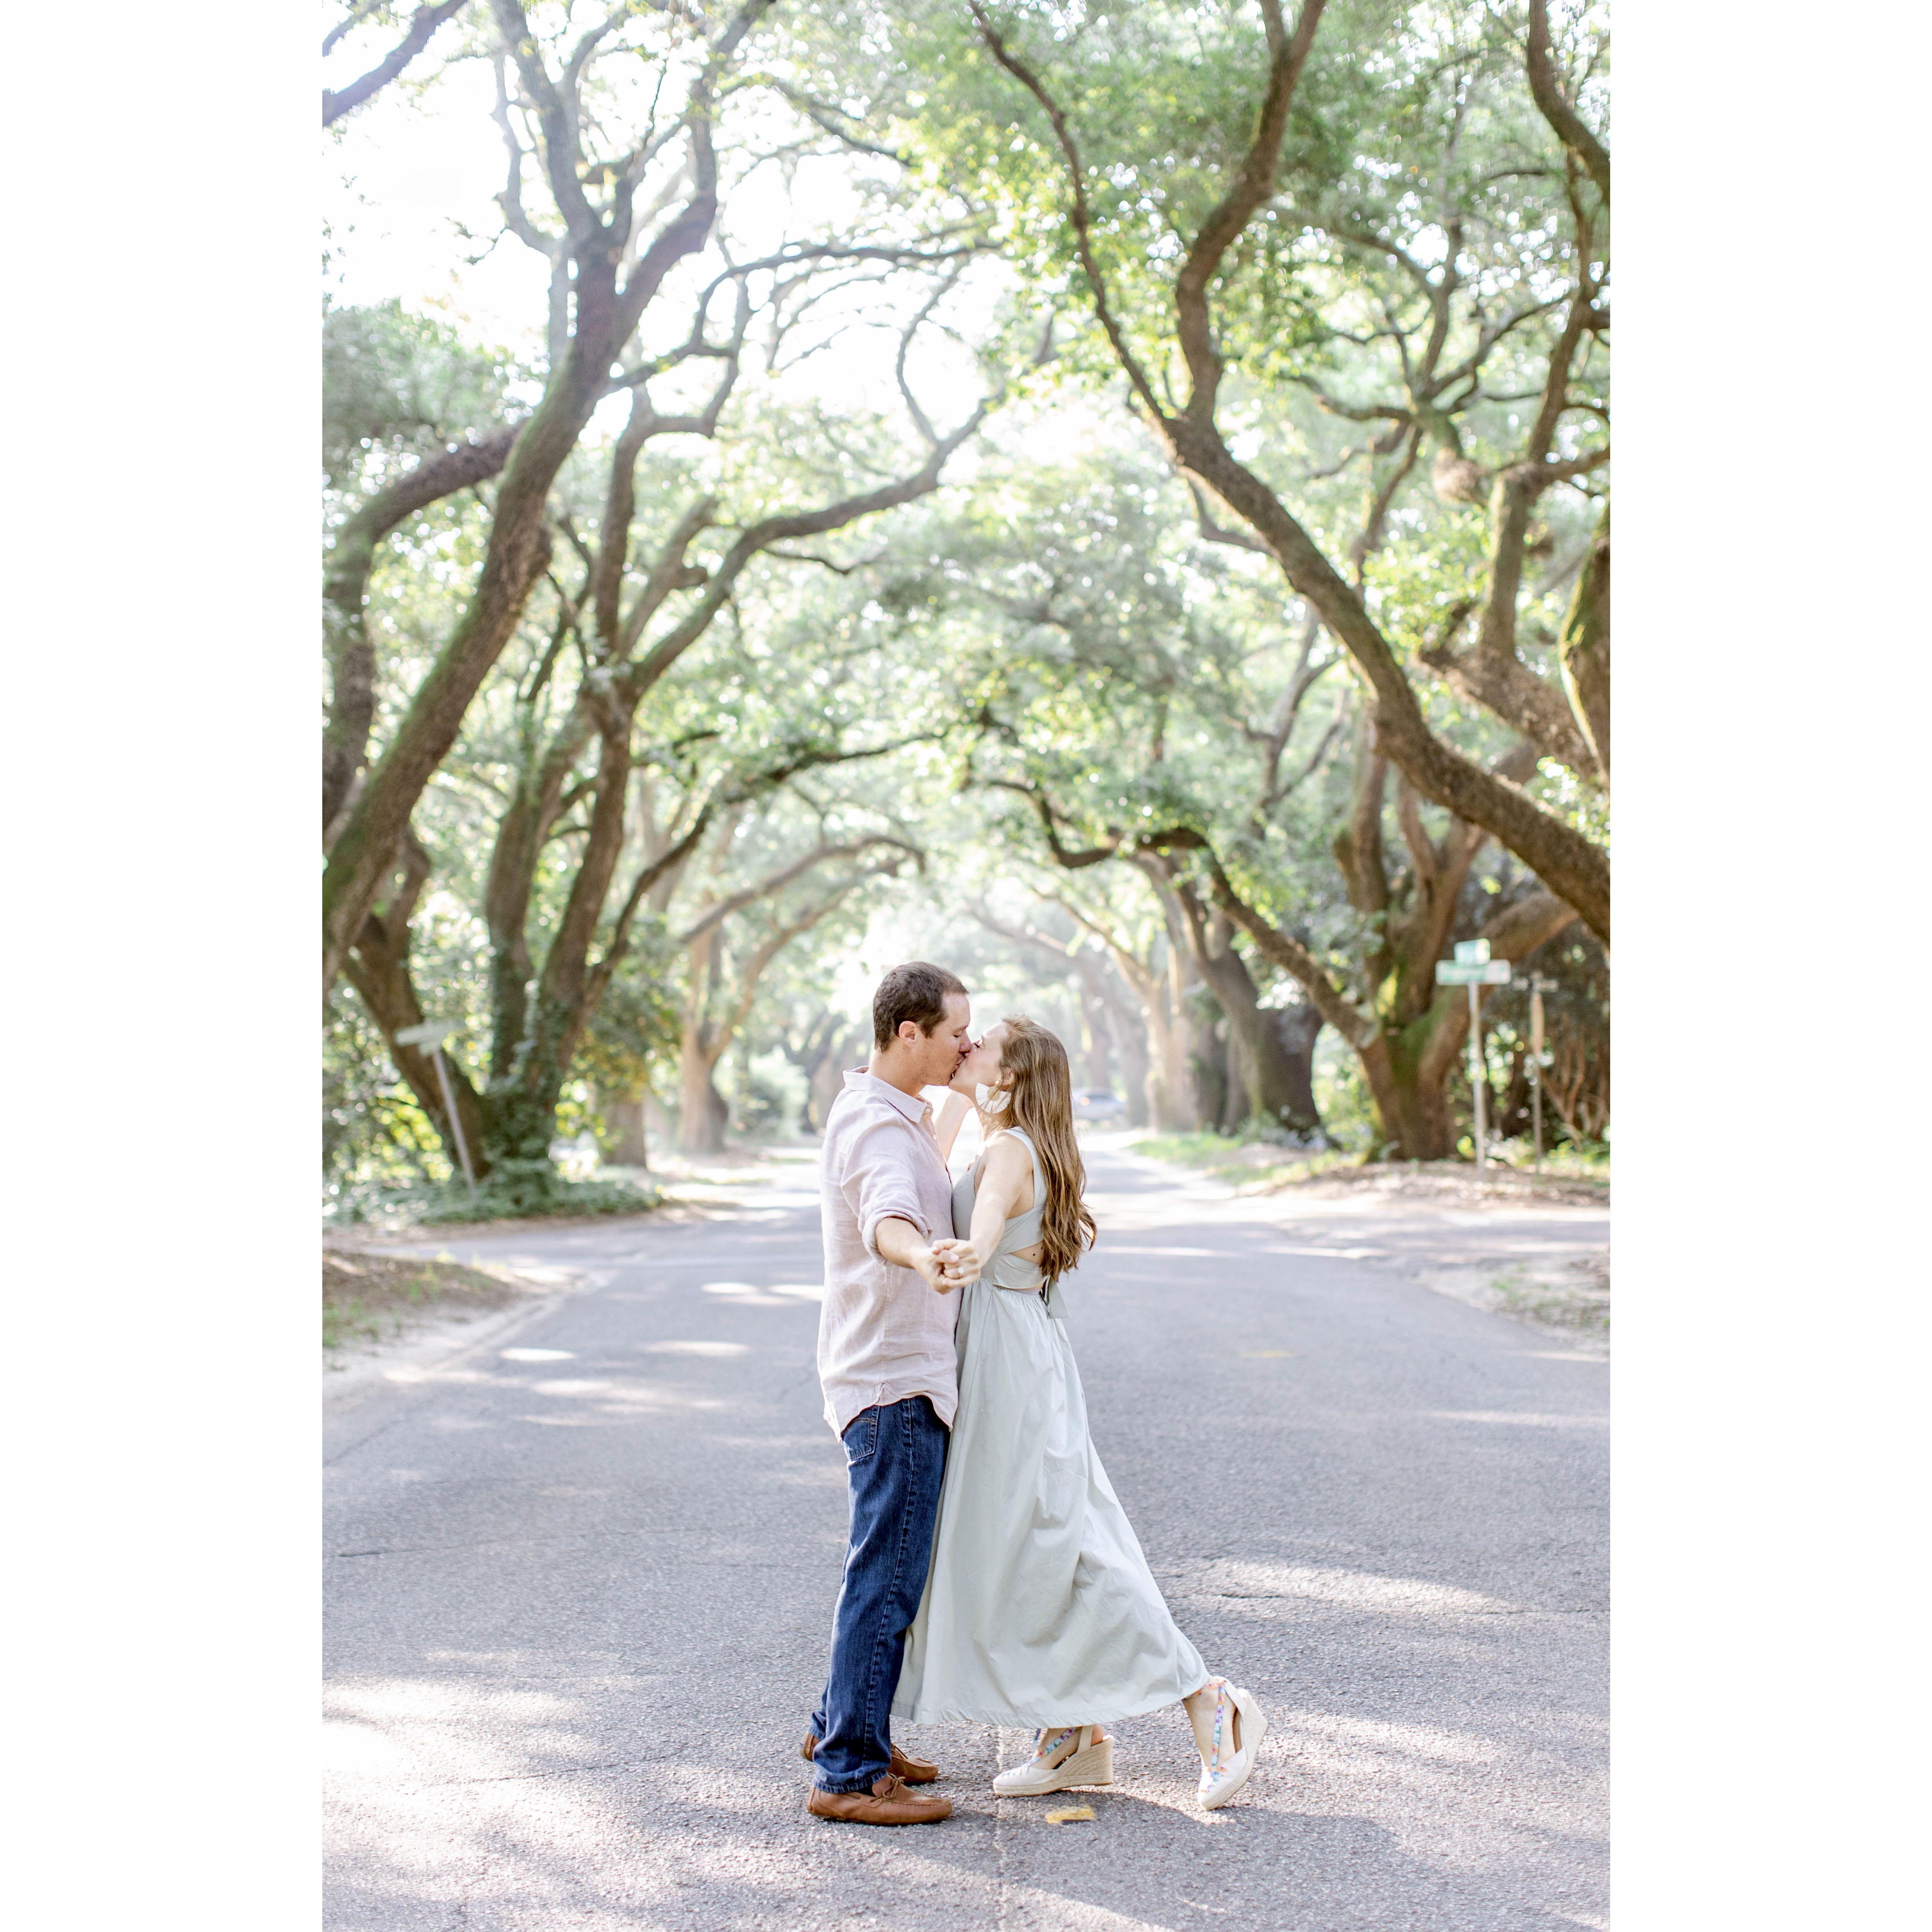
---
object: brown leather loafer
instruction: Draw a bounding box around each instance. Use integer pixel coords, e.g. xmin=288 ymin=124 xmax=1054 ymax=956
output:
xmin=799 ymin=1731 xmax=940 ymax=1784
xmin=807 ymin=1771 xmax=952 ymax=1825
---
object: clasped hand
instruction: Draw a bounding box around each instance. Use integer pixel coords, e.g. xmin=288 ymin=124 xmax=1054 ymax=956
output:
xmin=922 ymin=1239 xmax=980 ymax=1295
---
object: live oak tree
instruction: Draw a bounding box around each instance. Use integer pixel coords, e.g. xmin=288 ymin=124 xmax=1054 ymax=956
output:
xmin=662 ymin=802 xmax=920 ymax=1153
xmin=873 ymin=438 xmax=1576 ymax=1158
xmin=321 ymin=0 xmax=995 ymax=993
xmin=339 ymin=356 xmax=995 ymax=1189
xmin=859 ymin=448 xmax=1328 ymax=1135
xmin=322 ymin=1 xmax=1611 ymax=1194
xmin=325 ymin=0 xmax=771 ymax=991
xmin=973 ymin=906 xmax=1159 ymax=1129
xmin=880 ymin=0 xmax=1611 ymax=940
xmin=323 ymin=0 xmax=1020 ymax=1190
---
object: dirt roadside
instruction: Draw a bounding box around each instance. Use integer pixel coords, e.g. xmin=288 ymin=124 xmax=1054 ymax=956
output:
xmin=1097 ymin=1137 xmax=1611 ymax=1354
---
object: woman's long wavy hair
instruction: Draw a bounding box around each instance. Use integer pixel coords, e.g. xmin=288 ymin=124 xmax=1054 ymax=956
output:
xmin=982 ymin=1015 xmax=1097 ymax=1282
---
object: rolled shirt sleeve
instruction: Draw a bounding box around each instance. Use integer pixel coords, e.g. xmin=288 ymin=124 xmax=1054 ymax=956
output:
xmin=846 ymin=1119 xmax=933 ymax=1259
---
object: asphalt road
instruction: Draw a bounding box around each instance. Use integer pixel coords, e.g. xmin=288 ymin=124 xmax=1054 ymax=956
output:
xmin=325 ymin=1139 xmax=1608 ymax=1931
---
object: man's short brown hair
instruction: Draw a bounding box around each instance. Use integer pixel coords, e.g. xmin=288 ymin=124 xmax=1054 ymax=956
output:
xmin=872 ymin=961 xmax=968 ymax=1049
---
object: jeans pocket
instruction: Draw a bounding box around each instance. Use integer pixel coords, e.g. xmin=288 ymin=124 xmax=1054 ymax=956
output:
xmin=843 ymin=1408 xmax=879 ymax=1467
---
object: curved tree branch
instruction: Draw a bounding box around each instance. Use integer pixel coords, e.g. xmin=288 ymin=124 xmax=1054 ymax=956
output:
xmin=324 ymin=1 xmax=469 ymax=126
xmin=1526 ymin=0 xmax=1610 ymax=206
xmin=323 ymin=423 xmax=525 ymax=838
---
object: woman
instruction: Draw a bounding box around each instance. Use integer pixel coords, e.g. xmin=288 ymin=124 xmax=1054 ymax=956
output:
xmin=891 ymin=1016 xmax=1267 ymax=1809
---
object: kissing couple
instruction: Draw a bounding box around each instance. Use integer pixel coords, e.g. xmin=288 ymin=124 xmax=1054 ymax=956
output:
xmin=800 ymin=961 xmax=1266 ymax=1824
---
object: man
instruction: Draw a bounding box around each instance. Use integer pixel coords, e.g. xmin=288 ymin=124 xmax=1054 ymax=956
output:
xmin=802 ymin=961 xmax=982 ymax=1825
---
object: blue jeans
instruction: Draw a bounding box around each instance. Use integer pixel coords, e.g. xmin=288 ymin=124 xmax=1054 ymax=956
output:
xmin=810 ymin=1395 xmax=949 ymax=1792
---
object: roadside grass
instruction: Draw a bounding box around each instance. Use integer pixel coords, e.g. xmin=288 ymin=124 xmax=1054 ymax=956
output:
xmin=1489 ymin=1258 xmax=1611 ymax=1334
xmin=323 ymin=1249 xmax=536 ymax=1352
xmin=327 ymin=1172 xmax=661 ymax=1231
xmin=1130 ymin=1132 xmax=1359 ymax=1191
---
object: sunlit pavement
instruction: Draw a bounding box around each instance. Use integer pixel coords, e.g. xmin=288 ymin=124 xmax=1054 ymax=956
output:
xmin=325 ymin=1138 xmax=1608 ymax=1931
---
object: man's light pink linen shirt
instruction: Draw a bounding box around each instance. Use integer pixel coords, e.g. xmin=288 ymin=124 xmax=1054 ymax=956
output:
xmin=815 ymin=1069 xmax=961 ymax=1439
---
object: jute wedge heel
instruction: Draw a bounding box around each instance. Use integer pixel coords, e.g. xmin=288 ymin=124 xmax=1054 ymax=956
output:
xmin=992 ymin=1725 xmax=1115 ymax=1797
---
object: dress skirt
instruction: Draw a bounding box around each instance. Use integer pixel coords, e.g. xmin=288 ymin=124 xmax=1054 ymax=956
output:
xmin=891 ymin=1273 xmax=1207 ymax=1727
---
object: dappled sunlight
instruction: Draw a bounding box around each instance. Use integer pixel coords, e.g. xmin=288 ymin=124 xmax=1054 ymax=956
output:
xmin=325 ymin=1673 xmax=678 ymax=1922
xmin=1290 ymin=1711 xmax=1503 ymax=1767
xmin=1172 ymin=1559 xmax=1520 ymax=1618
xmin=1265 ymin=1707 xmax=1607 ymax=1871
xmin=1427 ymin=1411 xmax=1607 ymax=1429
xmin=698 ymin=1279 xmax=824 ymax=1307
xmin=327 ymin=1676 xmax=601 ymax=1789
xmin=1098 ymin=1244 xmax=1228 ymax=1259
xmin=1262 ymin=1243 xmax=1386 ymax=1260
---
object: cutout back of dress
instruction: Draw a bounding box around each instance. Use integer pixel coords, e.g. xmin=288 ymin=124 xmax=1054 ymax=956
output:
xmin=953 ymin=1126 xmax=1059 ymax=1311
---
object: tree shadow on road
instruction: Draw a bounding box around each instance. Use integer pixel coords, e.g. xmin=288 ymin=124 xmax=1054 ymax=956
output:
xmin=907 ymin=1783 xmax=1602 ymax=1932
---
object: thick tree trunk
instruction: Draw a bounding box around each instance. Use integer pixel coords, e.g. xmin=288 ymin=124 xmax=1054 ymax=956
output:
xmin=1099 ymin=989 xmax=1151 ymax=1126
xmin=602 ymin=1093 xmax=650 ymax=1167
xmin=678 ymin=1032 xmax=731 ymax=1153
xmin=1191 ymin=1010 xmax=1230 ymax=1133
xmin=323 ymin=425 xmax=524 ymax=840
xmin=323 ymin=323 xmax=606 ymax=991
xmin=1559 ymin=503 xmax=1610 ymax=784
xmin=1077 ymin=989 xmax=1111 ymax=1089
xmin=343 ymin=937 xmax=491 ymax=1180
xmin=1151 ymin=869 xmax=1323 ymax=1137
xmin=1358 ymin=1021 xmax=1459 ymax=1160
xmin=810 ymin=1025 xmax=866 ymax=1131
xmin=1193 ymin=942 xmax=1322 ymax=1134
xmin=1149 ymin=948 xmax=1199 ymax=1129
xmin=1269 ymin=1002 xmax=1323 ymax=1137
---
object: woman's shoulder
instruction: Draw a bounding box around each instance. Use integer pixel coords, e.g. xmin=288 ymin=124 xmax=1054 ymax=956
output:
xmin=982 ymin=1126 xmax=1035 ymax=1157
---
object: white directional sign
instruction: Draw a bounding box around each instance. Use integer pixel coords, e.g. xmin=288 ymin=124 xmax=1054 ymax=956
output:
xmin=1435 ymin=959 xmax=1513 ymax=986
xmin=390 ymin=1020 xmax=477 ymax=1196
xmin=1453 ymin=938 xmax=1492 ymax=964
xmin=395 ymin=1019 xmax=460 ymax=1049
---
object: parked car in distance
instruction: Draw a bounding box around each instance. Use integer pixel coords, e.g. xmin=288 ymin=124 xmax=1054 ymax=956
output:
xmin=1073 ymin=1088 xmax=1127 ymax=1125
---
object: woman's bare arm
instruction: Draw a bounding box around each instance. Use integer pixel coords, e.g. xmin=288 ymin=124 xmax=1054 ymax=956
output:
xmin=933 ymin=1089 xmax=973 ymax=1161
xmin=964 ymin=1134 xmax=1040 ymax=1286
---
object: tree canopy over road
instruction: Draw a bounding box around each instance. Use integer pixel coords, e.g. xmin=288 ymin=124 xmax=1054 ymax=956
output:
xmin=322 ymin=0 xmax=1609 ymax=1214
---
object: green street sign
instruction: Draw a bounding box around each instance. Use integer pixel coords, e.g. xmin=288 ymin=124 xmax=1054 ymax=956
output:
xmin=1453 ymin=938 xmax=1492 ymax=964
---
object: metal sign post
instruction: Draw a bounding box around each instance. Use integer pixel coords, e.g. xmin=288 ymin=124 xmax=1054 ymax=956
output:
xmin=1526 ymin=972 xmax=1558 ymax=1174
xmin=1436 ymin=941 xmax=1513 ymax=1171
xmin=395 ymin=1019 xmax=478 ymax=1197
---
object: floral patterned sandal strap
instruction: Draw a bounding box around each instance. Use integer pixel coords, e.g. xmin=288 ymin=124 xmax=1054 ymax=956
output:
xmin=1207 ymin=1679 xmax=1232 ymax=1776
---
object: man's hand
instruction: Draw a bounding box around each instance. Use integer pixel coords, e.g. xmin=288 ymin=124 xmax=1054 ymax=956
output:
xmin=909 ymin=1244 xmax=955 ymax=1294
xmin=875 ymin=1217 xmax=980 ymax=1294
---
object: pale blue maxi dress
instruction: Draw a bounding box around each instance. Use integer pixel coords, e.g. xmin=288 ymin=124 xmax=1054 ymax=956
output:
xmin=892 ymin=1127 xmax=1207 ymax=1727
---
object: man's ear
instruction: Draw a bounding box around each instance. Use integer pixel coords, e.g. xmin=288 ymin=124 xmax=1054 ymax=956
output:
xmin=897 ymin=1019 xmax=921 ymax=1045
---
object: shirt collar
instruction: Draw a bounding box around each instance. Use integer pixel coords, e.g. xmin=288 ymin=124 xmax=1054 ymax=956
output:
xmin=844 ymin=1067 xmax=934 ymax=1127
